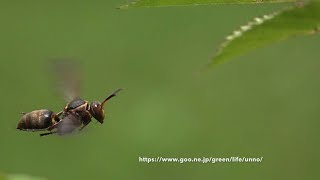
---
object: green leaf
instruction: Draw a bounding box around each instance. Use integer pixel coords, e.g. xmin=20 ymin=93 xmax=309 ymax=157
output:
xmin=119 ymin=0 xmax=296 ymax=9
xmin=0 ymin=173 xmax=6 ymax=180
xmin=0 ymin=173 xmax=47 ymax=180
xmin=210 ymin=1 xmax=320 ymax=66
xmin=6 ymin=174 xmax=46 ymax=180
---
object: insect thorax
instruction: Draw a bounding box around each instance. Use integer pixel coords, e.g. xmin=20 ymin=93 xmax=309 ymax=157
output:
xmin=64 ymin=98 xmax=92 ymax=123
xmin=65 ymin=98 xmax=88 ymax=111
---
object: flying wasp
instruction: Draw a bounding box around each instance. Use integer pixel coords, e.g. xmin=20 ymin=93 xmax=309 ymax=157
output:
xmin=16 ymin=59 xmax=122 ymax=136
xmin=38 ymin=88 xmax=122 ymax=136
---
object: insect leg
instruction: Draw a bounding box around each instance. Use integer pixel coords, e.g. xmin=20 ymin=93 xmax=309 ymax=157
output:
xmin=40 ymin=131 xmax=57 ymax=137
xmin=20 ymin=112 xmax=26 ymax=115
xmin=47 ymin=121 xmax=61 ymax=131
xmin=79 ymin=119 xmax=91 ymax=131
xmin=56 ymin=111 xmax=63 ymax=117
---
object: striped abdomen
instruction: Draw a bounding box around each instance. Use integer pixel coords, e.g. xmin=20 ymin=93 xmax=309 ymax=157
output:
xmin=17 ymin=109 xmax=57 ymax=130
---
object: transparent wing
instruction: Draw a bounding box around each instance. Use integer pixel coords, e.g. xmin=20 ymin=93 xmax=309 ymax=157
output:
xmin=57 ymin=112 xmax=82 ymax=135
xmin=49 ymin=59 xmax=82 ymax=102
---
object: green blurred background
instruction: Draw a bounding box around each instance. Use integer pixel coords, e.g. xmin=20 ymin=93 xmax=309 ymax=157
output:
xmin=0 ymin=1 xmax=319 ymax=179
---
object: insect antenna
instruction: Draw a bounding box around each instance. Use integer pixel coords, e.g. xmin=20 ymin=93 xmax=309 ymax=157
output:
xmin=101 ymin=88 xmax=123 ymax=108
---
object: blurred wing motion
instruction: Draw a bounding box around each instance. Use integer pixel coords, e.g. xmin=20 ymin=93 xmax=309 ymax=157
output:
xmin=50 ymin=59 xmax=82 ymax=102
xmin=57 ymin=112 xmax=82 ymax=135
